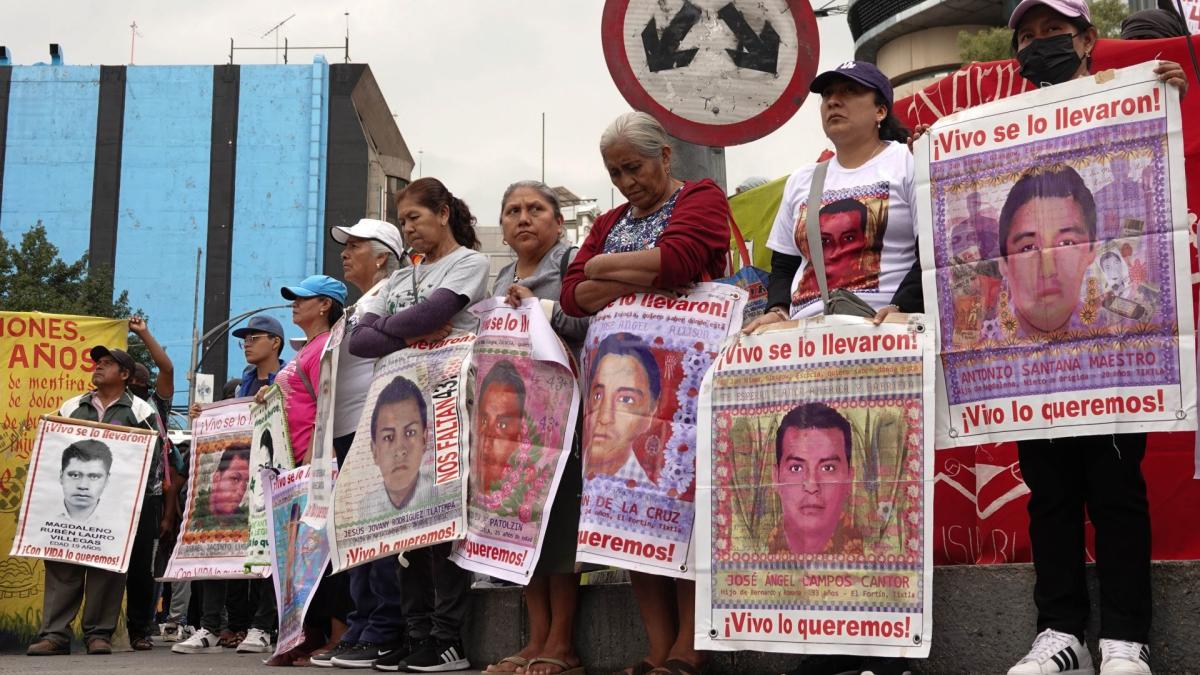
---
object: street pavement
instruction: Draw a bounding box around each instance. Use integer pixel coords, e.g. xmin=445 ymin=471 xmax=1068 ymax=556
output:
xmin=0 ymin=641 xmax=480 ymax=674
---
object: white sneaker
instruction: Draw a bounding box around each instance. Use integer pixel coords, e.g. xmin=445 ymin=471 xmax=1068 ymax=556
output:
xmin=1099 ymin=639 xmax=1151 ymax=674
xmin=171 ymin=627 xmax=223 ymax=654
xmin=236 ymin=627 xmax=273 ymax=653
xmin=1009 ymin=629 xmax=1095 ymax=674
xmin=161 ymin=622 xmax=182 ymax=643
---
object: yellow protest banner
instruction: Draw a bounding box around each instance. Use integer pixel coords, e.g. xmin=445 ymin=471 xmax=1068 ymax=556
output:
xmin=0 ymin=312 xmax=127 ymax=645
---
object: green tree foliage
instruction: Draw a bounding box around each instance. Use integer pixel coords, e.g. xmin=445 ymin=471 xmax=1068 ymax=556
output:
xmin=0 ymin=222 xmax=152 ymax=370
xmin=958 ymin=0 xmax=1130 ymax=63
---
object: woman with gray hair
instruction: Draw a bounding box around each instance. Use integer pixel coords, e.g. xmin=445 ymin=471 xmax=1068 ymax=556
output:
xmin=483 ymin=181 xmax=589 ymax=675
xmin=560 ymin=111 xmax=732 ymax=675
xmin=304 ymin=218 xmax=409 ymax=668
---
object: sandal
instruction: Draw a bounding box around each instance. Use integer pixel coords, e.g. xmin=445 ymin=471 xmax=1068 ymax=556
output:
xmin=615 ymin=661 xmax=658 ymax=675
xmin=526 ymin=656 xmax=584 ymax=675
xmin=130 ymin=636 xmax=154 ymax=650
xmin=486 ymin=655 xmax=530 ymax=672
xmin=661 ymin=658 xmax=707 ymax=675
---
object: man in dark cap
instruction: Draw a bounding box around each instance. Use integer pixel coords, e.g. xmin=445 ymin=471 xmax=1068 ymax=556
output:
xmin=28 ymin=343 xmax=166 ymax=657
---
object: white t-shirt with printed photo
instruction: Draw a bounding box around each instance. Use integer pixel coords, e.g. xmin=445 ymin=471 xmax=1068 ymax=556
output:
xmin=766 ymin=141 xmax=917 ymax=319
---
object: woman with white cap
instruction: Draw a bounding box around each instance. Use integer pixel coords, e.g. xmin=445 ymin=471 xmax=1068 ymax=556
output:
xmin=308 ymin=219 xmax=410 ymax=669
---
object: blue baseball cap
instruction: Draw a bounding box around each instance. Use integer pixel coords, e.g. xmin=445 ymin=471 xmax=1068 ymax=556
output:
xmin=231 ymin=315 xmax=285 ymax=339
xmin=280 ymin=275 xmax=347 ymax=305
xmin=809 ymin=60 xmax=894 ymax=109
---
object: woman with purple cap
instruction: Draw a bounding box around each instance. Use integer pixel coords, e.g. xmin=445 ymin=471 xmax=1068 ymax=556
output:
xmin=744 ymin=59 xmax=922 ymax=332
xmin=739 ymin=59 xmax=921 ymax=675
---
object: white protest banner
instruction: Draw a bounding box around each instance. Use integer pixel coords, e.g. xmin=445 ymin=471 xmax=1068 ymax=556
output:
xmin=449 ymin=298 xmax=580 ymax=584
xmin=915 ymin=63 xmax=1195 ymax=446
xmin=247 ymin=384 xmax=295 ymax=572
xmin=11 ymin=416 xmax=155 ymax=573
xmin=266 ymin=465 xmax=330 ymax=657
xmin=163 ymin=397 xmax=260 ymax=579
xmin=696 ymin=316 xmax=934 ymax=658
xmin=576 ymin=283 xmax=745 ymax=578
xmin=302 ymin=316 xmax=344 ymax=529
xmin=1184 ymin=1 xmax=1200 ymax=35
xmin=329 ymin=333 xmax=474 ymax=572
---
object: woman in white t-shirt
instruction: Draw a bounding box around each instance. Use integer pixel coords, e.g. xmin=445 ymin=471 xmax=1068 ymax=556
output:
xmin=744 ymin=60 xmax=922 ymax=333
xmin=347 ymin=177 xmax=490 ymax=673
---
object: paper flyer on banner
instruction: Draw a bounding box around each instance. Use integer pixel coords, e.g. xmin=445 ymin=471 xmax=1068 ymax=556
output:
xmin=448 ymin=298 xmax=580 ymax=584
xmin=329 ymin=334 xmax=474 ymax=572
xmin=576 ymin=283 xmax=746 ymax=579
xmin=10 ymin=417 xmax=154 ymax=573
xmin=302 ymin=316 xmax=344 ymax=529
xmin=266 ymin=465 xmax=331 ymax=657
xmin=696 ymin=316 xmax=934 ymax=658
xmin=247 ymin=384 xmax=295 ymax=572
xmin=163 ymin=398 xmax=260 ymax=579
xmin=914 ymin=63 xmax=1195 ymax=447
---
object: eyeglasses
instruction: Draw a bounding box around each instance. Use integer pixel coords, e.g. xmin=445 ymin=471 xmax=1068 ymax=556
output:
xmin=238 ymin=334 xmax=274 ymax=349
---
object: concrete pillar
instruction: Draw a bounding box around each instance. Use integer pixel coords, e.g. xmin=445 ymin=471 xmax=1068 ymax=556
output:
xmin=667 ymin=136 xmax=727 ymax=193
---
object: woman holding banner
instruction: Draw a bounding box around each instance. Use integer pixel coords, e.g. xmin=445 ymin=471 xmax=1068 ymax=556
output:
xmin=349 ymin=177 xmax=490 ymax=673
xmin=483 ymin=181 xmax=589 ymax=675
xmin=741 ymin=59 xmax=922 ymax=334
xmin=985 ymin=3 xmax=1185 ymax=674
xmin=309 ymin=219 xmax=411 ymax=669
xmin=560 ymin=112 xmax=731 ymax=675
xmin=262 ymin=273 xmax=349 ymax=665
xmin=902 ymin=2 xmax=1190 ymax=673
xmin=739 ymin=59 xmax=920 ymax=675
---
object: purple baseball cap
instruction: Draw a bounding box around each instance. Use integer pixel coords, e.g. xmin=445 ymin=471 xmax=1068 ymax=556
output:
xmin=1009 ymin=0 xmax=1092 ymax=29
xmin=809 ymin=60 xmax=894 ymax=108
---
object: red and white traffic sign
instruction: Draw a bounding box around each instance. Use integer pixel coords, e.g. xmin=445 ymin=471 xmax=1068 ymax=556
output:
xmin=602 ymin=0 xmax=820 ymax=147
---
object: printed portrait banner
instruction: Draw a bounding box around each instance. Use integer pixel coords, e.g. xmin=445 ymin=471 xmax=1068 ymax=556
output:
xmin=302 ymin=316 xmax=344 ymax=529
xmin=696 ymin=315 xmax=935 ymax=658
xmin=0 ymin=312 xmax=126 ymax=644
xmin=576 ymin=283 xmax=746 ymax=579
xmin=329 ymin=333 xmax=475 ymax=572
xmin=247 ymin=385 xmax=295 ymax=571
xmin=10 ymin=417 xmax=154 ymax=573
xmin=449 ymin=298 xmax=581 ymax=584
xmin=915 ymin=63 xmax=1196 ymax=446
xmin=163 ymin=398 xmax=260 ymax=580
xmin=266 ymin=465 xmax=331 ymax=657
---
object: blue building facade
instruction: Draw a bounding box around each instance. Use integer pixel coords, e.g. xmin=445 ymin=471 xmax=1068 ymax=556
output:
xmin=0 ymin=57 xmax=413 ymax=397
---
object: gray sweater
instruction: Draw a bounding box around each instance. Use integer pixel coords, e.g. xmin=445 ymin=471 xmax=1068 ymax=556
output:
xmin=492 ymin=239 xmax=590 ymax=359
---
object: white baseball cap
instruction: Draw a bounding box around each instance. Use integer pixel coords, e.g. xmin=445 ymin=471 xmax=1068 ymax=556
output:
xmin=330 ymin=218 xmax=405 ymax=260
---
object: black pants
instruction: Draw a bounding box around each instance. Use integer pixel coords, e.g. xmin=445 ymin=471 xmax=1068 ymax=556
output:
xmin=126 ymin=495 xmax=163 ymax=639
xmin=399 ymin=542 xmax=469 ymax=643
xmin=201 ymin=578 xmax=276 ymax=634
xmin=1018 ymin=432 xmax=1151 ymax=643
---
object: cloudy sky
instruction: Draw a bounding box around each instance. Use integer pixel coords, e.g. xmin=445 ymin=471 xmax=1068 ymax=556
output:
xmin=6 ymin=0 xmax=854 ymax=224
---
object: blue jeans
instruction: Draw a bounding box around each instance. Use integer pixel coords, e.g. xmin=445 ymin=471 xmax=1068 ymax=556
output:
xmin=344 ymin=555 xmax=405 ymax=644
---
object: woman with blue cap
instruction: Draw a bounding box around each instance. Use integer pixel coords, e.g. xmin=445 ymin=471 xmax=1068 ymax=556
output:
xmin=266 ymin=274 xmax=348 ymax=466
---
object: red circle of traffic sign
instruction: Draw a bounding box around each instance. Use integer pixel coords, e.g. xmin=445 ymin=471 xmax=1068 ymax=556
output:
xmin=602 ymin=0 xmax=820 ymax=147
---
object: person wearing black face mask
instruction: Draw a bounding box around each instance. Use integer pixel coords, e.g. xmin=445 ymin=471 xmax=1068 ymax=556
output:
xmin=1001 ymin=3 xmax=1189 ymax=675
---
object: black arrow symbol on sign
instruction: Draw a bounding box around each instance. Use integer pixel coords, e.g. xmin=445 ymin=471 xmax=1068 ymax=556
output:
xmin=642 ymin=0 xmax=702 ymax=73
xmin=717 ymin=2 xmax=780 ymax=75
